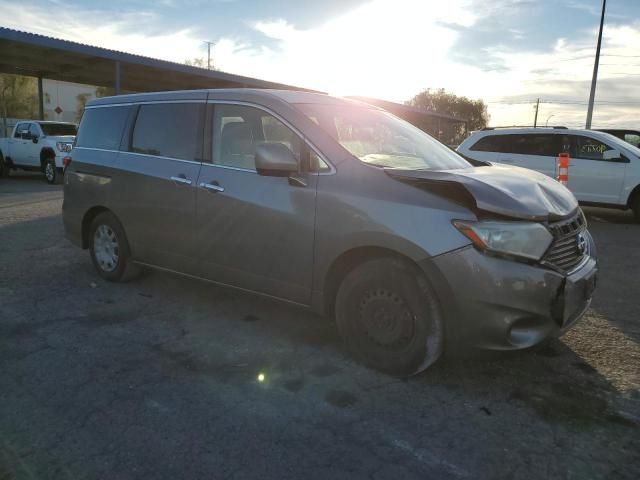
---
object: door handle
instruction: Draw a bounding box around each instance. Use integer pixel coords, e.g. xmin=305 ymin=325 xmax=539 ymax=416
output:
xmin=199 ymin=181 xmax=225 ymax=193
xmin=170 ymin=175 xmax=192 ymax=186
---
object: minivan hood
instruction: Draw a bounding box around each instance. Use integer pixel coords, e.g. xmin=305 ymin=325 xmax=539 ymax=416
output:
xmin=385 ymin=164 xmax=578 ymax=221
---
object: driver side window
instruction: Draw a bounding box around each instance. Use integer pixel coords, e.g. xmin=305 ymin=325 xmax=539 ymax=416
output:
xmin=28 ymin=124 xmax=40 ymax=139
xmin=212 ymin=104 xmax=302 ymax=171
xmin=574 ymin=135 xmax=613 ymax=161
xmin=14 ymin=123 xmax=28 ymax=139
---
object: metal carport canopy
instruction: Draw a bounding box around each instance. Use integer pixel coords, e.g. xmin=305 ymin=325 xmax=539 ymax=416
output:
xmin=0 ymin=27 xmax=322 ymax=93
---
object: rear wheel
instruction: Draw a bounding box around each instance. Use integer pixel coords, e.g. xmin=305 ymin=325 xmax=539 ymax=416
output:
xmin=335 ymin=257 xmax=443 ymax=376
xmin=89 ymin=211 xmax=140 ymax=282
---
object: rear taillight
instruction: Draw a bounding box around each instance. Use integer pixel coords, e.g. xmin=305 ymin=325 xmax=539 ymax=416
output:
xmin=62 ymin=156 xmax=72 ymax=169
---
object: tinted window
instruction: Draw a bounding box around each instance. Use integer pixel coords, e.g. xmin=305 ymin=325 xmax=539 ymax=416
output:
xmin=573 ymin=135 xmax=613 ymax=160
xmin=39 ymin=123 xmax=77 ymax=136
xmin=469 ymin=135 xmax=507 ymax=152
xmin=471 ymin=133 xmax=568 ymax=156
xmin=212 ymin=104 xmax=302 ymax=171
xmin=76 ymin=106 xmax=130 ymax=150
xmin=130 ymin=103 xmax=203 ymax=161
xmin=501 ymin=134 xmax=562 ymax=156
xmin=28 ymin=124 xmax=40 ymax=138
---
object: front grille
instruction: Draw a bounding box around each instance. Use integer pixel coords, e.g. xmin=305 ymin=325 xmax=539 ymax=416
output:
xmin=543 ymin=211 xmax=587 ymax=273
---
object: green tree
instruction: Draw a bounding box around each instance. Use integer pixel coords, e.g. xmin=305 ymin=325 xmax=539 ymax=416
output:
xmin=0 ymin=74 xmax=38 ymax=137
xmin=408 ymin=88 xmax=489 ymax=144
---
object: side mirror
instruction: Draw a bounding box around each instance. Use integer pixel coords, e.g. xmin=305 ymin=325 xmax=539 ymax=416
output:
xmin=32 ymin=136 xmax=39 ymax=144
xmin=602 ymin=149 xmax=622 ymax=161
xmin=255 ymin=142 xmax=298 ymax=177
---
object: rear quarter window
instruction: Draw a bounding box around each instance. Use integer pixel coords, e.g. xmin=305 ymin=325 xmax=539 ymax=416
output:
xmin=75 ymin=106 xmax=130 ymax=150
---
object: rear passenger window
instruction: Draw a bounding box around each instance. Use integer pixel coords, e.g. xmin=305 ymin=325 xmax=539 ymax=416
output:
xmin=469 ymin=135 xmax=506 ymax=152
xmin=503 ymin=134 xmax=561 ymax=156
xmin=212 ymin=104 xmax=302 ymax=171
xmin=130 ymin=103 xmax=204 ymax=161
xmin=76 ymin=106 xmax=130 ymax=150
xmin=573 ymin=136 xmax=614 ymax=161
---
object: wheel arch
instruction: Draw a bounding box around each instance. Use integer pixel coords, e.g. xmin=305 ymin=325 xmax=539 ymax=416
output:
xmin=322 ymin=245 xmax=429 ymax=317
xmin=40 ymin=147 xmax=56 ymax=167
xmin=627 ymin=184 xmax=640 ymax=209
xmin=81 ymin=206 xmax=112 ymax=248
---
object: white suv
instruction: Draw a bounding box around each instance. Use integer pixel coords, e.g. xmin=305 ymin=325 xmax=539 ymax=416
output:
xmin=457 ymin=127 xmax=640 ymax=221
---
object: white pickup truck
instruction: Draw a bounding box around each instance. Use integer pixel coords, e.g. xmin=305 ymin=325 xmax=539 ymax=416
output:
xmin=0 ymin=121 xmax=77 ymax=184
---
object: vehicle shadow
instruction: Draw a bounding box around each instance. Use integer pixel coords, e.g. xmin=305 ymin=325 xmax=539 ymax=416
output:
xmin=0 ymin=171 xmax=59 ymax=195
xmin=582 ymin=205 xmax=636 ymax=225
xmin=2 ymin=213 xmax=638 ymax=480
xmin=580 ymin=207 xmax=640 ymax=346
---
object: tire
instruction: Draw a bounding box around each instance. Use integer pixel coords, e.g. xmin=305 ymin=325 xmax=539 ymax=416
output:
xmin=335 ymin=257 xmax=444 ymax=376
xmin=0 ymin=154 xmax=8 ymax=178
xmin=632 ymin=195 xmax=640 ymax=223
xmin=43 ymin=157 xmax=58 ymax=184
xmin=89 ymin=211 xmax=140 ymax=282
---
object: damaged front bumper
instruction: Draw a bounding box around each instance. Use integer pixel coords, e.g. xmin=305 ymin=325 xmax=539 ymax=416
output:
xmin=424 ymin=236 xmax=598 ymax=350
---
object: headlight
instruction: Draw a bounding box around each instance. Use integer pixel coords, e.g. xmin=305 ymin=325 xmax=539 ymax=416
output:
xmin=56 ymin=142 xmax=73 ymax=152
xmin=453 ymin=220 xmax=553 ymax=260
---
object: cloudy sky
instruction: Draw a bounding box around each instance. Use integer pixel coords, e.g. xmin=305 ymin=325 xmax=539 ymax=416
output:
xmin=2 ymin=0 xmax=639 ymax=127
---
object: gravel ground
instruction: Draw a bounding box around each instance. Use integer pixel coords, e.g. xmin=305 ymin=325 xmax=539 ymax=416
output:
xmin=1 ymin=173 xmax=639 ymax=480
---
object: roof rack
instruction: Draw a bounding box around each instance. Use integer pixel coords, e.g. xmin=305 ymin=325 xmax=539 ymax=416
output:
xmin=482 ymin=126 xmax=568 ymax=130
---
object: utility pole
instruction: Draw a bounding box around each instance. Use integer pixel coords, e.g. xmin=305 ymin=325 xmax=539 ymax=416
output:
xmin=533 ymin=98 xmax=540 ymax=128
xmin=205 ymin=41 xmax=214 ymax=70
xmin=586 ymin=0 xmax=606 ymax=129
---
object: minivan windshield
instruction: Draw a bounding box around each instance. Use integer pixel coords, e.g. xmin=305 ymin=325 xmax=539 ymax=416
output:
xmin=296 ymin=103 xmax=471 ymax=170
xmin=39 ymin=123 xmax=77 ymax=136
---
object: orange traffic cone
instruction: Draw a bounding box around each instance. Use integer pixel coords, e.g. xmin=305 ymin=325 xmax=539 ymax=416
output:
xmin=557 ymin=153 xmax=569 ymax=185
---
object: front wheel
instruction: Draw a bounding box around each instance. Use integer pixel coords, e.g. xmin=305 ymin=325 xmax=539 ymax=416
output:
xmin=335 ymin=257 xmax=444 ymax=376
xmin=44 ymin=158 xmax=58 ymax=184
xmin=89 ymin=211 xmax=140 ymax=282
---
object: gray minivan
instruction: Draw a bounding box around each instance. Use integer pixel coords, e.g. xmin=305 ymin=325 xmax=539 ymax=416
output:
xmin=63 ymin=89 xmax=598 ymax=375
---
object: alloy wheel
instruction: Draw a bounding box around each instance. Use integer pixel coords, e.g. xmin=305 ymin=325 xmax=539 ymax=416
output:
xmin=93 ymin=224 xmax=120 ymax=272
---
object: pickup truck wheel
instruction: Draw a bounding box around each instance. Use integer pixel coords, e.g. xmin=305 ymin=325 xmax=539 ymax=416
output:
xmin=89 ymin=212 xmax=140 ymax=282
xmin=0 ymin=155 xmax=8 ymax=178
xmin=44 ymin=158 xmax=58 ymax=184
xmin=335 ymin=257 xmax=443 ymax=376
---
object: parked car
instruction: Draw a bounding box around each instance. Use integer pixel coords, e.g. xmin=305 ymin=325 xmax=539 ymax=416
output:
xmin=63 ymin=90 xmax=598 ymax=375
xmin=0 ymin=121 xmax=77 ymax=183
xmin=596 ymin=129 xmax=640 ymax=148
xmin=457 ymin=127 xmax=640 ymax=221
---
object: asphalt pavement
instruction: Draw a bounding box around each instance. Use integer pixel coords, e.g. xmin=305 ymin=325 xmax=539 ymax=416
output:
xmin=1 ymin=173 xmax=638 ymax=479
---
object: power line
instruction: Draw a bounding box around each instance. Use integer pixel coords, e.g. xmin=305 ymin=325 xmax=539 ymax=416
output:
xmin=486 ymin=99 xmax=640 ymax=105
